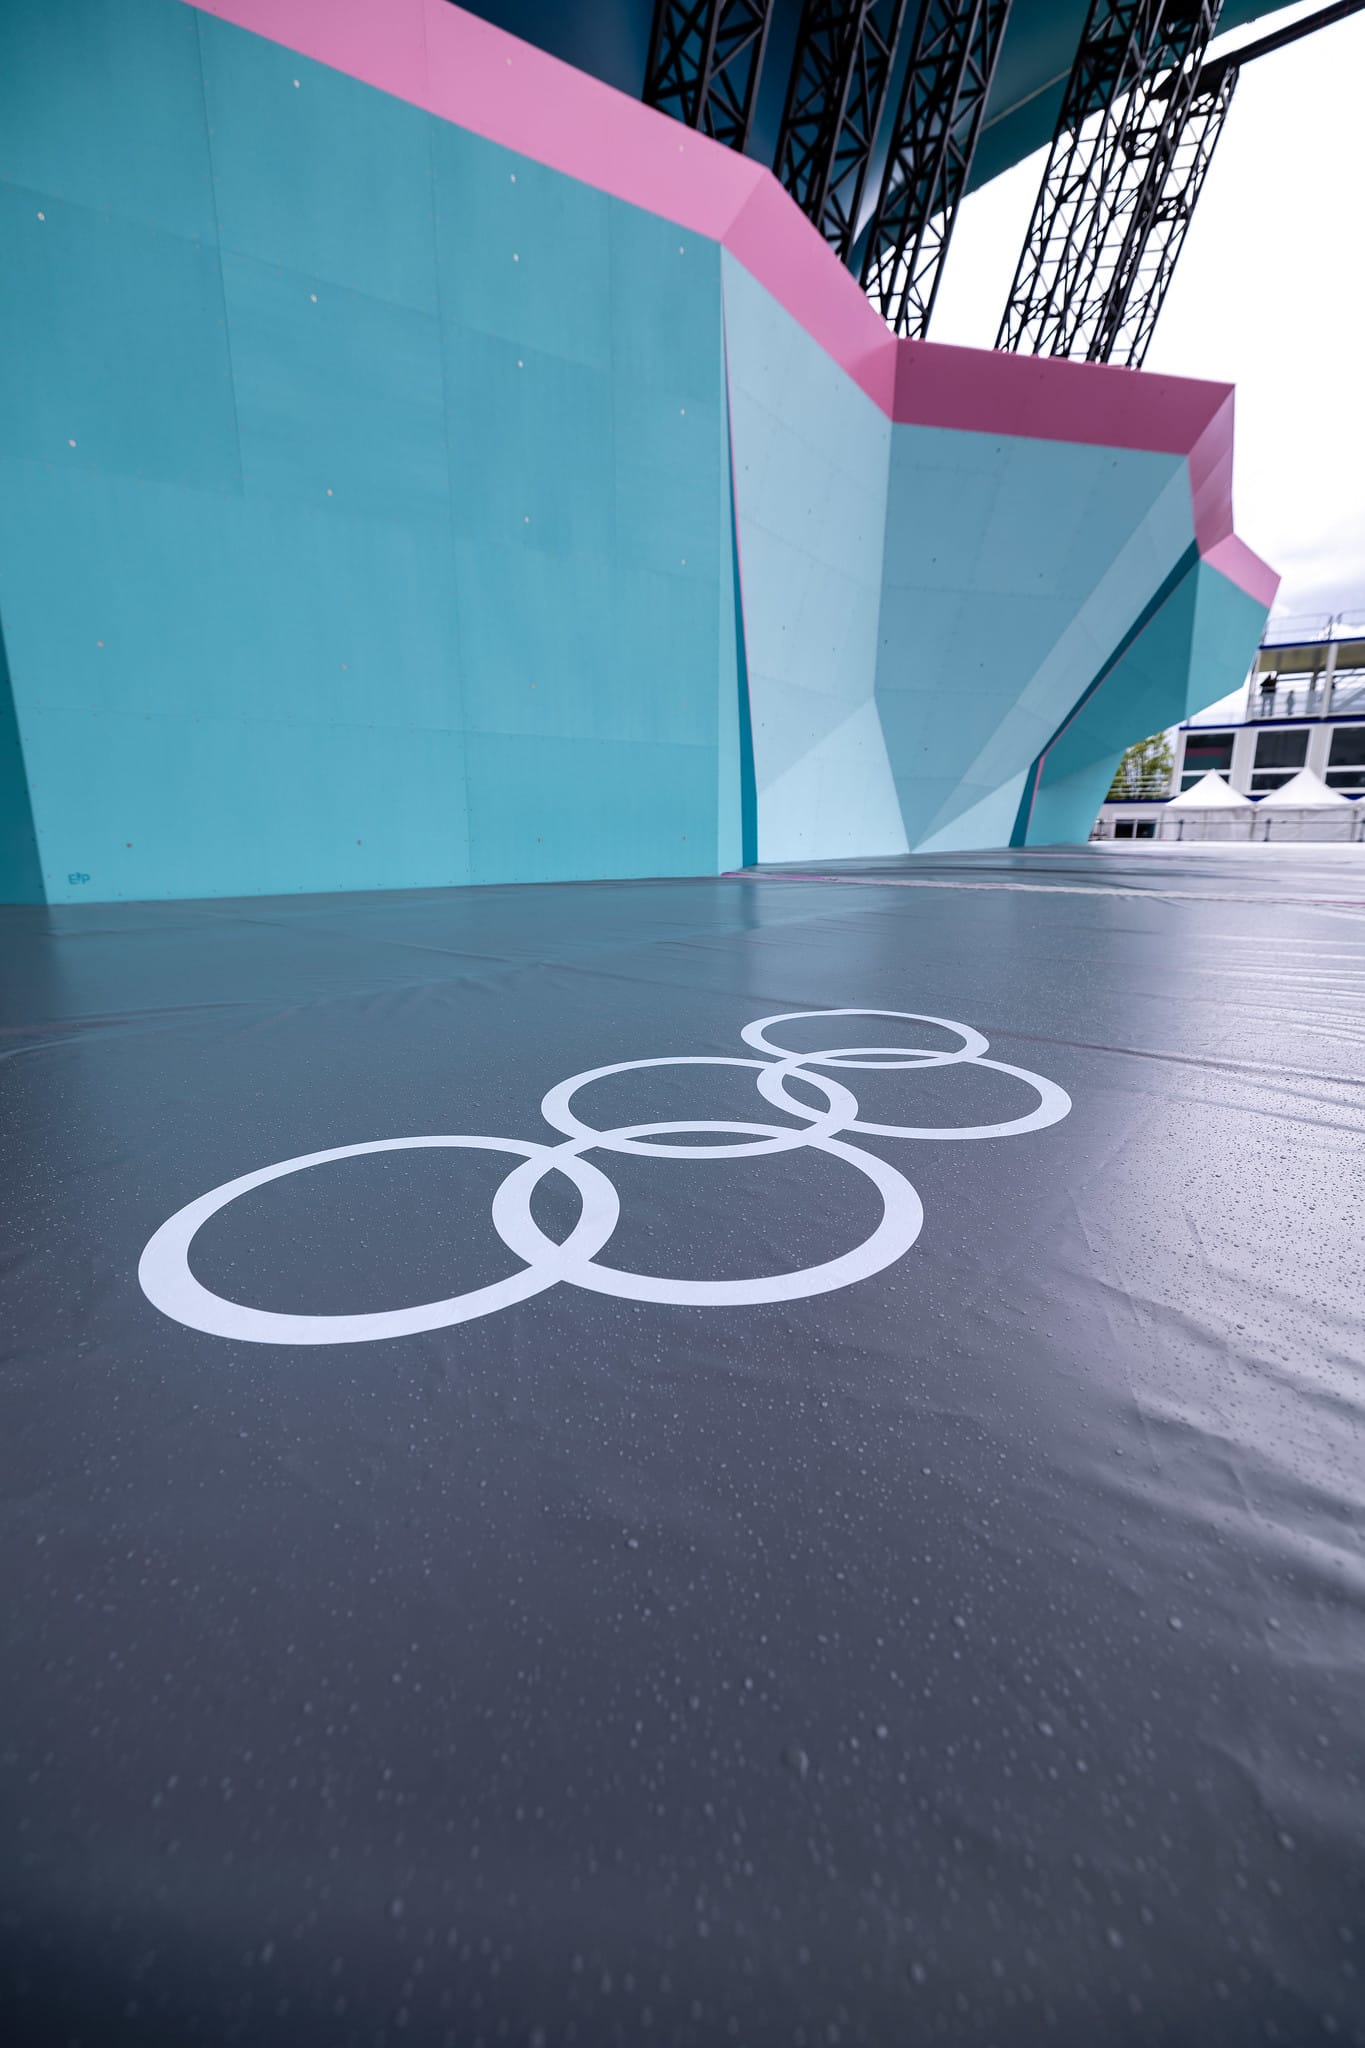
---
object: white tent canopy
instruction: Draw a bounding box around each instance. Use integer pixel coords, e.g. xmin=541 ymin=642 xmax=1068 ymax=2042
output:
xmin=1258 ymin=766 xmax=1352 ymax=807
xmin=1166 ymin=771 xmax=1253 ymax=809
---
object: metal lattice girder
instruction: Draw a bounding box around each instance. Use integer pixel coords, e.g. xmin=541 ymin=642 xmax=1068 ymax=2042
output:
xmin=1106 ymin=0 xmax=1365 ymax=362
xmin=860 ymin=1 xmax=1014 ymax=339
xmin=642 ymin=0 xmax=774 ymax=152
xmin=1101 ymin=59 xmax=1238 ymax=365
xmin=773 ymin=1 xmax=909 ymax=262
xmin=996 ymin=1 xmax=1226 ymax=360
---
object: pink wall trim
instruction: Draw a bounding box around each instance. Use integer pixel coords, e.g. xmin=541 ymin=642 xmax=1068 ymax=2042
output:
xmin=895 ymin=340 xmax=1225 ymax=457
xmin=1184 ymin=392 xmax=1279 ymax=607
xmin=421 ymin=0 xmax=769 ymax=244
xmin=722 ymin=177 xmax=897 ymax=414
xmin=1203 ymin=535 xmax=1280 ymax=609
xmin=181 ymin=0 xmax=1276 ymax=605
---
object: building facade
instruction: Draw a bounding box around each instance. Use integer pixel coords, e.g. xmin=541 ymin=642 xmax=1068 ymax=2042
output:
xmin=1095 ymin=612 xmax=1365 ymax=840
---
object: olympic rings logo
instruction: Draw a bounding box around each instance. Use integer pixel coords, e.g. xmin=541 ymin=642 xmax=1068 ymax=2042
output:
xmin=138 ymin=1009 xmax=1071 ymax=1347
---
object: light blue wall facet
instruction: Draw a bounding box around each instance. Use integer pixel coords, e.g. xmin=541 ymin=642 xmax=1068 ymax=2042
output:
xmin=221 ymin=250 xmax=449 ymax=523
xmin=197 ymin=15 xmax=440 ymax=315
xmin=1187 ymin=558 xmax=1269 ymax=724
xmin=722 ymin=252 xmax=905 ymax=863
xmin=915 ymin=771 xmax=1031 ymax=858
xmin=0 ymin=0 xmax=739 ymax=902
xmin=877 ymin=426 xmax=1195 ymax=851
xmin=0 ymin=183 xmax=242 ymax=493
xmin=1026 ymin=559 xmax=1269 ymax=845
xmin=465 ymin=733 xmax=717 ymax=885
xmin=0 ymin=459 xmax=468 ymax=902
xmin=715 ymin=391 xmax=746 ymax=873
xmin=0 ymin=0 xmax=218 ymax=241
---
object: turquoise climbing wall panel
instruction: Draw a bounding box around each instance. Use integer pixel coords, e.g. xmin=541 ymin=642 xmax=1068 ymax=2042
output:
xmin=876 ymin=426 xmax=1195 ymax=853
xmin=1025 ymin=558 xmax=1270 ymax=845
xmin=722 ymin=253 xmax=904 ymax=864
xmin=0 ymin=0 xmax=738 ymax=901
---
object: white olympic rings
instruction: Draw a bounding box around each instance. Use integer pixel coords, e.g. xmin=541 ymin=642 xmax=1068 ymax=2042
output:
xmin=138 ymin=1008 xmax=1071 ymax=1346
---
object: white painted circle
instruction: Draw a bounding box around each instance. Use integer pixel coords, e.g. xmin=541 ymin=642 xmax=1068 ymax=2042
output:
xmin=136 ymin=1006 xmax=1072 ymax=1348
xmin=762 ymin=1055 xmax=1072 ymax=1141
xmin=538 ymin=1055 xmax=858 ymax=1159
xmin=740 ymin=1009 xmax=989 ymax=1070
xmin=492 ymin=1133 xmax=923 ymax=1307
xmin=137 ymin=1136 xmax=619 ymax=1345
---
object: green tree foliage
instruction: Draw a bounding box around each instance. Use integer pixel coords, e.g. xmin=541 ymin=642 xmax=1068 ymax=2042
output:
xmin=1107 ymin=731 xmax=1174 ymax=800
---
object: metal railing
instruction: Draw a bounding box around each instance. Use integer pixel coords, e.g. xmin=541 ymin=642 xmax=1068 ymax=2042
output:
xmin=1106 ymin=772 xmax=1174 ymax=799
xmin=1262 ymin=608 xmax=1365 ymax=648
xmin=1249 ymin=678 xmax=1365 ymax=721
xmin=1249 ymin=610 xmax=1365 ymax=720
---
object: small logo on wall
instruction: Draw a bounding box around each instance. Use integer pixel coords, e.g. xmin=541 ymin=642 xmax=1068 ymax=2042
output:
xmin=138 ymin=1009 xmax=1071 ymax=1347
xmin=67 ymin=872 xmax=90 ymax=885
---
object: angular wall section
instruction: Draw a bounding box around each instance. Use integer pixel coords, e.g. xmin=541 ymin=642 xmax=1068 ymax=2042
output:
xmin=878 ymin=429 xmax=1195 ymax=852
xmin=0 ymin=0 xmax=1275 ymax=902
xmin=1024 ymin=557 xmax=1269 ymax=846
xmin=722 ymin=255 xmax=902 ymax=864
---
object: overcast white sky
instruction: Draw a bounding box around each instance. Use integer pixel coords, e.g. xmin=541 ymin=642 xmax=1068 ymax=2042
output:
xmin=930 ymin=1 xmax=1365 ymax=626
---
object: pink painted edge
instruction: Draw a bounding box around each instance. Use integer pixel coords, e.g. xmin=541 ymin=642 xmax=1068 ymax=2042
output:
xmin=1204 ymin=534 xmax=1280 ymax=608
xmin=1185 ymin=390 xmax=1279 ymax=606
xmin=894 ymin=339 xmax=1226 ymax=458
xmin=421 ymin=0 xmax=772 ymax=245
xmin=722 ymin=177 xmax=897 ymax=414
xmin=180 ymin=0 xmax=1275 ymax=603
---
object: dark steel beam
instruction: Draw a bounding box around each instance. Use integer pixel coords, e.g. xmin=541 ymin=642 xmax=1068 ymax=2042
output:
xmin=995 ymin=1 xmax=1226 ymax=361
xmin=773 ymin=0 xmax=909 ymax=263
xmin=860 ymin=1 xmax=1014 ymax=339
xmin=642 ymin=0 xmax=774 ymax=152
xmin=1100 ymin=59 xmax=1237 ymax=365
xmin=1199 ymin=0 xmax=1365 ymax=82
xmin=1078 ymin=0 xmax=1365 ymax=364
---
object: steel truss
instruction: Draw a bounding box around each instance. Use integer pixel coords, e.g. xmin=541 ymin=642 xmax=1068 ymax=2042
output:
xmin=773 ymin=1 xmax=909 ymax=263
xmin=1101 ymin=58 xmax=1237 ymax=366
xmin=1103 ymin=0 xmax=1365 ymax=363
xmin=996 ymin=0 xmax=1225 ymax=362
xmin=860 ymin=1 xmax=1013 ymax=339
xmin=642 ymin=0 xmax=774 ymax=152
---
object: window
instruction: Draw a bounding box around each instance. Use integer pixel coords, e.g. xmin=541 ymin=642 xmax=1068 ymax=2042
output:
xmin=1251 ymin=727 xmax=1308 ymax=793
xmin=1180 ymin=729 xmax=1234 ymax=789
xmin=1327 ymin=725 xmax=1365 ymax=792
xmin=1134 ymin=819 xmax=1156 ymax=838
xmin=1113 ymin=819 xmax=1135 ymax=837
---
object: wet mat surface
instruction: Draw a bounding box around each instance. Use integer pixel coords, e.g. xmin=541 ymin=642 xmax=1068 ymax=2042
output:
xmin=2 ymin=847 xmax=1363 ymax=2045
